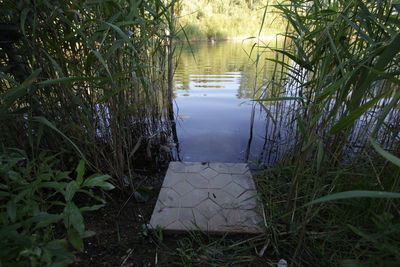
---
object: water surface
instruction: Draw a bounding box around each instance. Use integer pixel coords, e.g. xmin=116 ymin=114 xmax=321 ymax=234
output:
xmin=172 ymin=41 xmax=282 ymax=163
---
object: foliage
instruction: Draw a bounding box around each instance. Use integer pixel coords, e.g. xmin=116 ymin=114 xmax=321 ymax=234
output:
xmin=256 ymin=160 xmax=400 ymax=266
xmin=0 ymin=0 xmax=174 ymax=188
xmin=253 ymin=0 xmax=400 ymax=265
xmin=0 ymin=149 xmax=114 ymax=266
xmin=176 ymin=0 xmax=286 ymax=40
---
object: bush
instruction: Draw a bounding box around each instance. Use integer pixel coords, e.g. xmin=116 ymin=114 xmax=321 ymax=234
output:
xmin=0 ymin=150 xmax=114 ymax=266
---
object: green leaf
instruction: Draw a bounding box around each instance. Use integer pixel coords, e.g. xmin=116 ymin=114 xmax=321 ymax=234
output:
xmin=370 ymin=138 xmax=400 ymax=167
xmin=39 ymin=182 xmax=67 ymax=191
xmin=0 ymin=223 xmax=22 ymax=239
xmin=0 ymin=69 xmax=41 ymax=110
xmin=104 ymin=22 xmax=137 ymax=51
xmin=63 ymin=202 xmax=85 ymax=234
xmin=82 ymin=174 xmax=114 ymax=190
xmin=253 ymin=97 xmax=305 ymax=102
xmin=37 ymin=76 xmax=107 ymax=86
xmin=6 ymin=200 xmax=16 ymax=223
xmin=44 ymin=239 xmax=74 ymax=261
xmin=20 ymin=8 xmax=31 ymax=36
xmin=329 ymin=94 xmax=384 ymax=134
xmin=273 ymin=49 xmax=313 ymax=71
xmin=339 ymin=259 xmax=364 ymax=267
xmin=33 ymin=116 xmax=86 ymax=161
xmin=76 ymin=160 xmax=85 ymax=186
xmin=316 ymin=140 xmax=324 ymax=173
xmin=67 ymin=229 xmax=84 ymax=252
xmin=305 ymin=190 xmax=400 ymax=206
xmin=30 ymin=212 xmax=62 ymax=230
xmin=65 ymin=181 xmax=79 ymax=202
xmin=92 ymin=50 xmax=112 ymax=77
xmin=80 ymin=204 xmax=105 ymax=212
xmin=82 ymin=231 xmax=96 ymax=238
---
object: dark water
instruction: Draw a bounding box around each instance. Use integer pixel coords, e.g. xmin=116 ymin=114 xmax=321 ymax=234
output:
xmin=172 ymin=41 xmax=282 ymax=163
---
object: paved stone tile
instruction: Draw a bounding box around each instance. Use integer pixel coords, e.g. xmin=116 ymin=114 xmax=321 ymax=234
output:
xmin=149 ymin=161 xmax=264 ymax=234
xmin=228 ymin=163 xmax=248 ymax=174
xmin=208 ymin=213 xmax=228 ymax=229
xmin=232 ymin=172 xmax=256 ymax=190
xmin=179 ymin=208 xmax=208 ymax=229
xmin=199 ymin=167 xmax=218 ymax=180
xmin=208 ymin=189 xmax=236 ymax=208
xmin=186 ymin=173 xmax=209 ymax=188
xmin=169 ymin=161 xmax=187 ymax=173
xmin=180 ymin=189 xmax=208 ymax=207
xmin=162 ymin=171 xmax=187 ymax=187
xmin=158 ymin=188 xmax=180 ymax=207
xmin=185 ymin=162 xmax=209 ymax=173
xmin=150 ymin=207 xmax=179 ymax=227
xmin=208 ymin=173 xmax=232 ymax=188
xmin=223 ymin=181 xmax=246 ymax=198
xmin=209 ymin=163 xmax=231 ymax=174
xmin=166 ymin=220 xmax=186 ymax=230
xmin=196 ymin=198 xmax=222 ymax=220
xmin=174 ymin=180 xmax=195 ymax=196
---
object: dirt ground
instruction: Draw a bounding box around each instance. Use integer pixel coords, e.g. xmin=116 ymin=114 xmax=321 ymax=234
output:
xmin=73 ymin=161 xmax=174 ymax=266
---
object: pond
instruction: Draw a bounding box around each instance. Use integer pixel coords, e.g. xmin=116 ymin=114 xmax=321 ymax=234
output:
xmin=172 ymin=40 xmax=289 ymax=164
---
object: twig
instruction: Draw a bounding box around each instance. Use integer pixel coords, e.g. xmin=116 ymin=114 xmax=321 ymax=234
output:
xmin=120 ymin=249 xmax=134 ymax=266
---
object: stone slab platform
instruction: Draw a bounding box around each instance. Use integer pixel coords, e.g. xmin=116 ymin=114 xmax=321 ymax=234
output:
xmin=149 ymin=162 xmax=264 ymax=234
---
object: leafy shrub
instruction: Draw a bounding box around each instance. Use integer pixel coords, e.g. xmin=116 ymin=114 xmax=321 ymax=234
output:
xmin=0 ymin=149 xmax=114 ymax=266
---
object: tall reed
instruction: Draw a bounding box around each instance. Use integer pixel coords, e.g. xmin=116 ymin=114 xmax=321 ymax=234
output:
xmin=0 ymin=0 xmax=175 ymax=189
xmin=255 ymin=0 xmax=400 ymax=265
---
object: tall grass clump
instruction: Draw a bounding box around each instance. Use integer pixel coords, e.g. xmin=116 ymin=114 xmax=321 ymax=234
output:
xmin=0 ymin=0 xmax=176 ymax=190
xmin=255 ymin=0 xmax=400 ymax=265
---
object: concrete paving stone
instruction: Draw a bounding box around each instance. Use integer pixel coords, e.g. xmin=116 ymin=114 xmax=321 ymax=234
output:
xmin=162 ymin=171 xmax=188 ymax=187
xmin=185 ymin=162 xmax=209 ymax=172
xmin=196 ymin=198 xmax=222 ymax=220
xmin=232 ymin=172 xmax=256 ymax=190
xmin=180 ymin=189 xmax=208 ymax=208
xmin=236 ymin=190 xmax=258 ymax=209
xmin=228 ymin=163 xmax=249 ymax=174
xmin=150 ymin=207 xmax=179 ymax=227
xmin=208 ymin=213 xmax=228 ymax=229
xmin=209 ymin=163 xmax=231 ymax=173
xmin=149 ymin=161 xmax=264 ymax=234
xmin=223 ymin=181 xmax=247 ymax=198
xmin=208 ymin=173 xmax=233 ymax=189
xmin=169 ymin=161 xmax=187 ymax=173
xmin=220 ymin=209 xmax=264 ymax=232
xmin=153 ymin=200 xmax=165 ymax=213
xmin=186 ymin=173 xmax=209 ymax=188
xmin=158 ymin=188 xmax=181 ymax=207
xmin=208 ymin=189 xmax=237 ymax=209
xmin=199 ymin=167 xmax=218 ymax=180
xmin=244 ymin=210 xmax=264 ymax=225
xmin=173 ymin=180 xmax=195 ymax=196
xmin=224 ymin=163 xmax=236 ymax=167
xmin=178 ymin=208 xmax=208 ymax=229
xmin=165 ymin=220 xmax=186 ymax=231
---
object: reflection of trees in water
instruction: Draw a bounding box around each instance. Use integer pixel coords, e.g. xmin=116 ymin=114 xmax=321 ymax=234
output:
xmin=174 ymin=40 xmax=286 ymax=99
